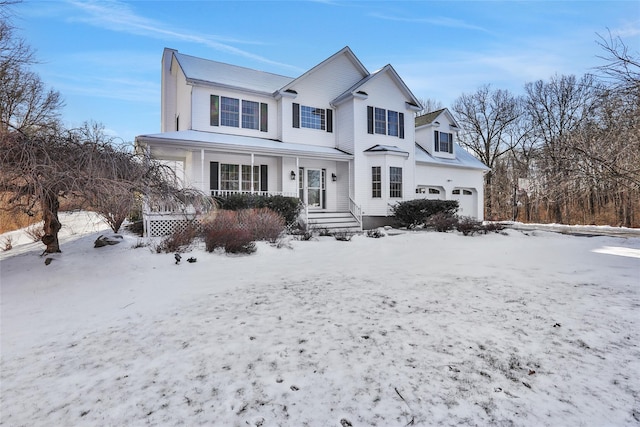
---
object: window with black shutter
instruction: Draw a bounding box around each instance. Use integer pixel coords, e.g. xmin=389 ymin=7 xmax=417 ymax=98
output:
xmin=292 ymin=103 xmax=300 ymax=128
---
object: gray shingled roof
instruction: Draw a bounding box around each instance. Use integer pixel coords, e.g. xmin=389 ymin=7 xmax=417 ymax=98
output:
xmin=174 ymin=52 xmax=294 ymax=94
xmin=415 ymin=109 xmax=447 ymax=127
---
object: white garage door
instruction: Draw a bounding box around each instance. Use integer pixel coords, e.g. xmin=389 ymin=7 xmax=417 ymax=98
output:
xmin=452 ymin=188 xmax=477 ymax=218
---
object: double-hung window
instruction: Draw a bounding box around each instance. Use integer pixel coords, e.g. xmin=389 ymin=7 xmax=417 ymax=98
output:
xmin=241 ymin=165 xmax=260 ymax=191
xmin=367 ymin=106 xmax=404 ymax=138
xmin=210 ymin=95 xmax=268 ymax=131
xmin=387 ymin=111 xmax=399 ymax=136
xmin=292 ymin=103 xmax=333 ymax=132
xmin=211 ymin=162 xmax=267 ymax=193
xmin=220 ymin=164 xmax=240 ymax=191
xmin=242 ymin=100 xmax=259 ymax=130
xmin=374 ymin=108 xmax=386 ymax=134
xmin=220 ymin=97 xmax=240 ymax=127
xmin=389 ymin=167 xmax=402 ymax=198
xmin=434 ymin=131 xmax=454 ymax=153
xmin=301 ymin=105 xmax=325 ymax=130
xmin=372 ymin=166 xmax=381 ymax=198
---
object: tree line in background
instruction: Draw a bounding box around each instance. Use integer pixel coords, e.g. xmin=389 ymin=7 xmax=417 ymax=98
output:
xmin=449 ymin=33 xmax=639 ymax=227
xmin=0 ymin=2 xmax=209 ymax=253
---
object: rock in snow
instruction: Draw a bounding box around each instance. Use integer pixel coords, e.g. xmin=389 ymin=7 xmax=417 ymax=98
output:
xmin=93 ymin=234 xmax=123 ymax=248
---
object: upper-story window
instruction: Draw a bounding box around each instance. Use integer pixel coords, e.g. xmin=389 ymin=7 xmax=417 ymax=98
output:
xmin=242 ymin=100 xmax=259 ymax=130
xmin=210 ymin=95 xmax=268 ymax=132
xmin=221 ymin=97 xmax=239 ymax=127
xmin=374 ymin=108 xmax=386 ymax=134
xmin=387 ymin=111 xmax=399 ymax=137
xmin=301 ymin=106 xmax=325 ymax=130
xmin=292 ymin=103 xmax=333 ymax=133
xmin=434 ymin=131 xmax=453 ymax=153
xmin=367 ymin=106 xmax=404 ymax=139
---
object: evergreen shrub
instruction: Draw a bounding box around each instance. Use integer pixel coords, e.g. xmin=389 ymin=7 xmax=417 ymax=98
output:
xmin=214 ymin=194 xmax=302 ymax=226
xmin=391 ymin=199 xmax=459 ymax=228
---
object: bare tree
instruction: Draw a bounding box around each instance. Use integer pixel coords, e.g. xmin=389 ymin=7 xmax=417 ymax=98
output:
xmin=0 ymin=123 xmax=210 ymax=253
xmin=595 ymin=30 xmax=640 ymax=100
xmin=415 ymin=97 xmax=444 ymax=116
xmin=0 ymin=7 xmax=63 ymax=133
xmin=452 ymin=85 xmax=523 ymax=218
xmin=524 ymin=74 xmax=601 ymax=223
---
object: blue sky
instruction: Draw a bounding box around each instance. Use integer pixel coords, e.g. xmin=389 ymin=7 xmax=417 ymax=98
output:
xmin=13 ymin=0 xmax=640 ymax=144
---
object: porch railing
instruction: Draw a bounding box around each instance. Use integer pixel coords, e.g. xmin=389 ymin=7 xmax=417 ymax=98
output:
xmin=349 ymin=197 xmax=363 ymax=226
xmin=210 ymin=189 xmax=298 ymax=198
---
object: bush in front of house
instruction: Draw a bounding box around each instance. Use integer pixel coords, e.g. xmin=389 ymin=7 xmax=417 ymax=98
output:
xmin=237 ymin=207 xmax=285 ymax=243
xmin=202 ymin=208 xmax=287 ymax=254
xmin=202 ymin=210 xmax=256 ymax=254
xmin=456 ymin=216 xmax=483 ymax=236
xmin=392 ymin=199 xmax=459 ymax=228
xmin=427 ymin=212 xmax=459 ymax=232
xmin=214 ymin=194 xmax=302 ymax=226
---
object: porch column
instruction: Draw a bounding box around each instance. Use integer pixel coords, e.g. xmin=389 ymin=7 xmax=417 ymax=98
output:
xmin=200 ymin=149 xmax=205 ymax=192
xmin=251 ymin=153 xmax=255 ymax=194
xmin=296 ymin=157 xmax=300 ymax=198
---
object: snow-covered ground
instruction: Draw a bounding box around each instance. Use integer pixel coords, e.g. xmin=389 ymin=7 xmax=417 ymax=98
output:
xmin=1 ymin=212 xmax=639 ymax=426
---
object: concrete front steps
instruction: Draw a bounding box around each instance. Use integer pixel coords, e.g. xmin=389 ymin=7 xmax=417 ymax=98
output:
xmin=307 ymin=211 xmax=362 ymax=233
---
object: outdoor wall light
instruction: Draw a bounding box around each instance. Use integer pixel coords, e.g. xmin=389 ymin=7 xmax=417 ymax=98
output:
xmin=331 ymin=173 xmax=337 ymax=182
xmin=290 ymin=170 xmax=296 ymax=180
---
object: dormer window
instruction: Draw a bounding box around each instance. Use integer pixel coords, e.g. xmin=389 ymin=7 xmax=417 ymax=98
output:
xmin=434 ymin=131 xmax=453 ymax=153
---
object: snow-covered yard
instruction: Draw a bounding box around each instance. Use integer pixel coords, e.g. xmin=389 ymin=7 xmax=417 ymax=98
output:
xmin=1 ymin=212 xmax=639 ymax=426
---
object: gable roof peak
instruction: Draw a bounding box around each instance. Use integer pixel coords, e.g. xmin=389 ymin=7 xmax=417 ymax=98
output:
xmin=278 ymin=46 xmax=369 ymax=95
xmin=415 ymin=108 xmax=460 ymax=129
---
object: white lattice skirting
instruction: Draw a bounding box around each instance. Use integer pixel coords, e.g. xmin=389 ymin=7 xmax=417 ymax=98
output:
xmin=145 ymin=217 xmax=200 ymax=237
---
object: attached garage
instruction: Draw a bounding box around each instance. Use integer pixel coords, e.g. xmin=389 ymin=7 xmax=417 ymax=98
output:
xmin=452 ymin=188 xmax=478 ymax=217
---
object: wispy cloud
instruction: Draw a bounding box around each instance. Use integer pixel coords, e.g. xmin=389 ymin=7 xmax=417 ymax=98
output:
xmin=369 ymin=12 xmax=492 ymax=33
xmin=608 ymin=20 xmax=640 ymax=39
xmin=65 ymin=0 xmax=303 ymax=72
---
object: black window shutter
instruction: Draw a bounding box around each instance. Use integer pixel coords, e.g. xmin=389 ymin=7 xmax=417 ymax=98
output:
xmin=449 ymin=133 xmax=453 ymax=153
xmin=399 ymin=112 xmax=405 ymax=139
xmin=260 ymin=165 xmax=268 ymax=192
xmin=210 ymin=95 xmax=219 ymax=126
xmin=260 ymin=103 xmax=268 ymax=132
xmin=434 ymin=131 xmax=439 ymax=152
xmin=326 ymin=108 xmax=333 ymax=133
xmin=367 ymin=106 xmax=373 ymax=134
xmin=209 ymin=162 xmax=219 ymax=192
xmin=293 ymin=103 xmax=300 ymax=128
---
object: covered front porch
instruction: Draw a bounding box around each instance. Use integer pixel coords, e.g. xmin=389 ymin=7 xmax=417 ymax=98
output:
xmin=135 ymin=130 xmax=360 ymax=236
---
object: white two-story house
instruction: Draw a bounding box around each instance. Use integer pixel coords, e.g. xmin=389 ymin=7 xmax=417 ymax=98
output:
xmin=135 ymin=47 xmax=488 ymax=236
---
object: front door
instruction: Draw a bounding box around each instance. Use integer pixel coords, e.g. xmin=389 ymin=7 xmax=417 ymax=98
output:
xmin=306 ymin=168 xmax=323 ymax=209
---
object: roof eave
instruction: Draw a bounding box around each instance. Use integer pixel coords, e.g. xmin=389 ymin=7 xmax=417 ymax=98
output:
xmin=185 ymin=78 xmax=275 ymax=97
xmin=136 ymin=134 xmax=353 ymax=161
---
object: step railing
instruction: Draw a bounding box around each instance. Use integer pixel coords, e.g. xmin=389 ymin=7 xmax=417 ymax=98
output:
xmin=349 ymin=197 xmax=363 ymax=227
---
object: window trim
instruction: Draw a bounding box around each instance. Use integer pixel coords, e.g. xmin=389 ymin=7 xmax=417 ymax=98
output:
xmin=211 ymin=162 xmax=267 ymax=193
xmin=241 ymin=100 xmax=259 ymax=130
xmin=367 ymin=106 xmax=404 ymax=139
xmin=210 ymin=95 xmax=268 ymax=132
xmin=372 ymin=166 xmax=381 ymax=198
xmin=434 ymin=131 xmax=454 ymax=153
xmin=389 ymin=166 xmax=403 ymax=198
